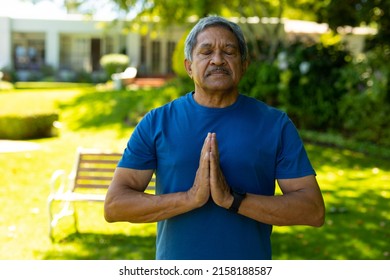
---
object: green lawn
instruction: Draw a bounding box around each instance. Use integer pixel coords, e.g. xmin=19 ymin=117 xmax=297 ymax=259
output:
xmin=0 ymin=85 xmax=389 ymax=260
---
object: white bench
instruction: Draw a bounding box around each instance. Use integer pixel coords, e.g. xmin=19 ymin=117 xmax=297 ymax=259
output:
xmin=47 ymin=148 xmax=155 ymax=241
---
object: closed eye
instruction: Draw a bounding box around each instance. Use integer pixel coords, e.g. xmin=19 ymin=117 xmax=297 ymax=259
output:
xmin=224 ymin=46 xmax=238 ymax=56
xmin=200 ymin=50 xmax=213 ymax=56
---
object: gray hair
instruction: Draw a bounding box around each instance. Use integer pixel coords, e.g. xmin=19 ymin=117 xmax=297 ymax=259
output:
xmin=184 ymin=16 xmax=248 ymax=63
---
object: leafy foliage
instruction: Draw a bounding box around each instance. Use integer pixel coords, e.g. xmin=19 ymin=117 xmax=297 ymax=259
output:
xmin=239 ymin=61 xmax=281 ymax=106
xmin=172 ymin=30 xmax=190 ymax=79
xmin=336 ymin=46 xmax=390 ymax=145
xmin=319 ymin=0 xmax=390 ymax=49
xmin=280 ymin=41 xmax=350 ymax=130
xmin=240 ymin=37 xmax=390 ymax=147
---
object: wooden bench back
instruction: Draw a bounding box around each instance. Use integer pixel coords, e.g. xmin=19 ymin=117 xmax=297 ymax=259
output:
xmin=73 ymin=151 xmax=122 ymax=191
xmin=72 ymin=150 xmax=156 ymax=192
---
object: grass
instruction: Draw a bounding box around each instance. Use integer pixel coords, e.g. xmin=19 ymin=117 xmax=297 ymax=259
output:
xmin=0 ymin=84 xmax=389 ymax=260
xmin=0 ymin=87 xmax=86 ymax=115
xmin=273 ymin=146 xmax=390 ymax=259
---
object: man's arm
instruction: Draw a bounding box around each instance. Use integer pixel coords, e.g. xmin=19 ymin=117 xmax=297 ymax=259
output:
xmin=104 ymin=134 xmax=213 ymax=224
xmin=237 ymin=175 xmax=325 ymax=227
xmin=209 ymin=133 xmax=325 ymax=227
xmin=104 ymin=168 xmax=195 ymax=223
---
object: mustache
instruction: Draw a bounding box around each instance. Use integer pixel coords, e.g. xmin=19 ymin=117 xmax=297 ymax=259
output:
xmin=206 ymin=67 xmax=230 ymax=76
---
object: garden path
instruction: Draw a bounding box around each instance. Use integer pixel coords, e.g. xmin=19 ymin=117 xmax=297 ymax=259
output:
xmin=0 ymin=140 xmax=40 ymax=153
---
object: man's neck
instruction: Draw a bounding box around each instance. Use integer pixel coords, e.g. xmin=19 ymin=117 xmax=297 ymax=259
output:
xmin=193 ymin=90 xmax=239 ymax=108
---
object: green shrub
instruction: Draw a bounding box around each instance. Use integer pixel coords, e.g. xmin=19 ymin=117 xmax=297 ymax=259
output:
xmin=14 ymin=82 xmax=92 ymax=89
xmin=336 ymin=47 xmax=390 ymax=146
xmin=0 ymin=113 xmax=59 ymax=140
xmin=239 ymin=61 xmax=281 ymax=106
xmin=100 ymin=54 xmax=129 ymax=79
xmin=279 ymin=42 xmax=350 ymax=130
xmin=0 ymin=81 xmax=14 ymax=90
xmin=172 ymin=30 xmax=190 ymax=79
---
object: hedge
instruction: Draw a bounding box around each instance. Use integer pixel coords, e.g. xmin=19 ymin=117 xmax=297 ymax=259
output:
xmin=0 ymin=113 xmax=59 ymax=140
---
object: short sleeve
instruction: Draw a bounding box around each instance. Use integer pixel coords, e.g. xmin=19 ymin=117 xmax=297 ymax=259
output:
xmin=275 ymin=115 xmax=316 ymax=179
xmin=117 ymin=112 xmax=157 ymax=170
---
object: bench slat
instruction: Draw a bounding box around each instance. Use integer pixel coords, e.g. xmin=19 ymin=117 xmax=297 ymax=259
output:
xmin=79 ymin=160 xmax=119 ymax=164
xmin=76 ymin=175 xmax=115 ymax=179
xmin=74 ymin=184 xmax=111 ymax=189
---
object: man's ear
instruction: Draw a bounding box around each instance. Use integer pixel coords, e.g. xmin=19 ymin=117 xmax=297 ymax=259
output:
xmin=184 ymin=59 xmax=192 ymax=79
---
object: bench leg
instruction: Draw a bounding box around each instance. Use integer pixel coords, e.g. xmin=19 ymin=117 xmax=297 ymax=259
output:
xmin=48 ymin=199 xmax=77 ymax=241
xmin=73 ymin=204 xmax=79 ymax=233
xmin=48 ymin=198 xmax=55 ymax=242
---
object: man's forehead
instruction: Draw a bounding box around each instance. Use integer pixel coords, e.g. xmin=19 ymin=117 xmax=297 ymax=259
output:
xmin=196 ymin=26 xmax=238 ymax=46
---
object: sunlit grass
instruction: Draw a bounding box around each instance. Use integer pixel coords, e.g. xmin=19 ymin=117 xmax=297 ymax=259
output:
xmin=0 ymin=88 xmax=91 ymax=115
xmin=272 ymin=145 xmax=390 ymax=260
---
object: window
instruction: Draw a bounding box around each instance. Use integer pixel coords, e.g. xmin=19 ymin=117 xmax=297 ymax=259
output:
xmin=151 ymin=40 xmax=161 ymax=74
xmin=73 ymin=37 xmax=90 ymax=71
xmin=60 ymin=35 xmax=72 ymax=69
xmin=140 ymin=36 xmax=147 ymax=65
xmin=166 ymin=41 xmax=176 ymax=74
xmin=104 ymin=36 xmax=114 ymax=54
xmin=60 ymin=35 xmax=90 ymax=71
xmin=13 ymin=32 xmax=45 ymax=70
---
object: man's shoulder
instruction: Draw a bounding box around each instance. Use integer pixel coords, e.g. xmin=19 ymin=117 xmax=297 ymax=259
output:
xmin=240 ymin=94 xmax=287 ymax=117
xmin=143 ymin=92 xmax=191 ymax=123
xmin=152 ymin=92 xmax=191 ymax=112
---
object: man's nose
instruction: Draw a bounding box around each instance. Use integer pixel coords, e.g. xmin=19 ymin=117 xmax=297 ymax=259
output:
xmin=210 ymin=51 xmax=225 ymax=65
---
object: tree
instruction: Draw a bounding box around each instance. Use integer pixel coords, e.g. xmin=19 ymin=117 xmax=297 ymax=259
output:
xmin=57 ymin=0 xmax=390 ymax=59
xmin=64 ymin=0 xmax=83 ymax=13
xmin=110 ymin=0 xmax=291 ymax=62
xmin=320 ymin=0 xmax=389 ymax=46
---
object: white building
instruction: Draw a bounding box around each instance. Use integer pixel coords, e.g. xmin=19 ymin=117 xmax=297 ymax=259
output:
xmin=0 ymin=14 xmax=184 ymax=79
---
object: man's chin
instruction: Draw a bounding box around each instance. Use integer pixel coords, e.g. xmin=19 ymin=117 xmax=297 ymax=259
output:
xmin=203 ymin=85 xmax=235 ymax=94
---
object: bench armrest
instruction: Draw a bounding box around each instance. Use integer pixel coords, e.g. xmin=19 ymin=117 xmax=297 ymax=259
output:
xmin=49 ymin=169 xmax=67 ymax=195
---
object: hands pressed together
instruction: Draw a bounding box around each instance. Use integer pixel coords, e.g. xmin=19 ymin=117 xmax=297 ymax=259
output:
xmin=187 ymin=133 xmax=234 ymax=209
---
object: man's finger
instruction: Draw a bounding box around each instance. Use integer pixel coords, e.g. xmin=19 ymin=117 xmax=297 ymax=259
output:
xmin=210 ymin=133 xmax=220 ymax=161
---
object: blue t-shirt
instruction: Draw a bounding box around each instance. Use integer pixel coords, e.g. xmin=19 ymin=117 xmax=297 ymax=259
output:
xmin=118 ymin=92 xmax=315 ymax=260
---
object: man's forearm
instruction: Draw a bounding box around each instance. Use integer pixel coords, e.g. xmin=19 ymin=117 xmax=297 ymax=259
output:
xmin=237 ymin=191 xmax=325 ymax=227
xmin=104 ymin=188 xmax=198 ymax=223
